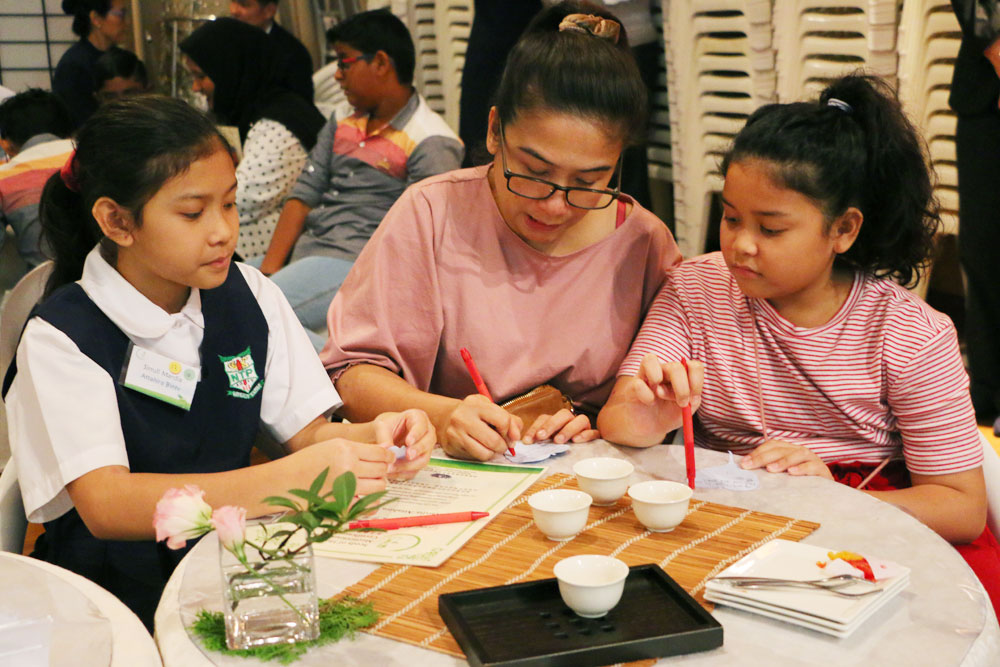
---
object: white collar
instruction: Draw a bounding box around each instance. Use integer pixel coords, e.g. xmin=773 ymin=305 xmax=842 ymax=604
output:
xmin=78 ymin=247 xmax=205 ymax=339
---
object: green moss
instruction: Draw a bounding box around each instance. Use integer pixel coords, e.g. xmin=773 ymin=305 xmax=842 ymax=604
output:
xmin=189 ymin=597 xmax=379 ymax=664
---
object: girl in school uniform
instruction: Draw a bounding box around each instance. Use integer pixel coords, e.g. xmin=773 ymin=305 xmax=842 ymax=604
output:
xmin=1 ymin=95 xmax=434 ymax=629
xmin=597 ymin=73 xmax=1000 ymax=610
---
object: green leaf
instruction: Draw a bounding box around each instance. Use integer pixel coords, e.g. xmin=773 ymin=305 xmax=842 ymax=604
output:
xmin=331 ymin=472 xmax=356 ymax=510
xmin=308 ymin=468 xmax=330 ymax=497
xmin=262 ymin=496 xmax=301 ymax=512
xmin=288 ymin=489 xmax=326 ymax=506
xmin=348 ymin=497 xmax=396 ymax=520
xmin=346 ymin=492 xmax=391 ymax=520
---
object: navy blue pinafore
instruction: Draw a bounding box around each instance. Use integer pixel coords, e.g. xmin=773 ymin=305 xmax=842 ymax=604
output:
xmin=3 ymin=264 xmax=267 ymax=631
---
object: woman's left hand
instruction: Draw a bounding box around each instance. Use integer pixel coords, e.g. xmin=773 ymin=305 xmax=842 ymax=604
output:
xmin=373 ymin=409 xmax=436 ymax=479
xmin=739 ymin=439 xmax=833 ymax=479
xmin=522 ymin=409 xmax=599 ymax=444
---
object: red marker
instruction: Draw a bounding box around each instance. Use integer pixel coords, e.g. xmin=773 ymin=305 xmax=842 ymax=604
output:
xmin=460 ymin=347 xmax=516 ymax=457
xmin=680 ymin=359 xmax=696 ymax=490
xmin=349 ymin=511 xmax=489 ymax=530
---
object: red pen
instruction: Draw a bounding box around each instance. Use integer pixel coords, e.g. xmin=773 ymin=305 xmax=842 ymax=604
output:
xmin=680 ymin=359 xmax=696 ymax=490
xmin=460 ymin=347 xmax=516 ymax=456
xmin=349 ymin=511 xmax=490 ymax=530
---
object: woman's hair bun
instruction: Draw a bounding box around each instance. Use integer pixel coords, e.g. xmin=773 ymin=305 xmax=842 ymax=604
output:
xmin=62 ymin=0 xmax=82 ymax=15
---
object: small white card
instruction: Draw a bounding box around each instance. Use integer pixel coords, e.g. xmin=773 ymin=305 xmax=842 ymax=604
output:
xmin=121 ymin=344 xmax=200 ymax=410
xmin=694 ymin=451 xmax=760 ymax=491
xmin=503 ymin=441 xmax=571 ymax=464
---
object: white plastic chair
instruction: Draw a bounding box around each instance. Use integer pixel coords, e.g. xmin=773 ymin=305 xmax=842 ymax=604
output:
xmin=981 ymin=432 xmax=1000 ymax=540
xmin=1 ymin=262 xmax=53 ymax=470
xmin=0 ymin=458 xmax=25 ymax=553
xmin=0 ymin=262 xmax=52 ymax=553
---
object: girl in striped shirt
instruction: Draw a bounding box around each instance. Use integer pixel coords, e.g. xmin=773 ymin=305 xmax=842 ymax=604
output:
xmin=598 ymin=74 xmax=997 ymax=606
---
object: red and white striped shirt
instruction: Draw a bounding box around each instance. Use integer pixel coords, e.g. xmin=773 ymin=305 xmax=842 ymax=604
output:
xmin=619 ymin=253 xmax=983 ymax=475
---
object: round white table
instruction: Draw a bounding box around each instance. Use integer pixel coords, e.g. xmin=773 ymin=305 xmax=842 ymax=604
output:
xmin=0 ymin=551 xmax=162 ymax=666
xmin=156 ymin=442 xmax=1000 ymax=666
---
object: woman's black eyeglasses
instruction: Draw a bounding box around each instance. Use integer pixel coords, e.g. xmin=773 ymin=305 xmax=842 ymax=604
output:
xmin=498 ymin=121 xmax=621 ymax=210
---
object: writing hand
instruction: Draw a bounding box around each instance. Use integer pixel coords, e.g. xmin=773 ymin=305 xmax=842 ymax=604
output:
xmin=440 ymin=394 xmax=522 ymax=461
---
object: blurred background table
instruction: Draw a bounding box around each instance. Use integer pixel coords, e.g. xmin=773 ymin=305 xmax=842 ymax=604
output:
xmin=155 ymin=442 xmax=999 ymax=666
xmin=0 ymin=551 xmax=162 ymax=666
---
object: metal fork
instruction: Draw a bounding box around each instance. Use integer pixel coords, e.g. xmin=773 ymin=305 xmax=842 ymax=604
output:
xmin=713 ymin=574 xmax=883 ymax=598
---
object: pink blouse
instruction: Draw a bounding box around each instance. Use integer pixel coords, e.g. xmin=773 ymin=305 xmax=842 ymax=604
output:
xmin=321 ymin=165 xmax=681 ymax=414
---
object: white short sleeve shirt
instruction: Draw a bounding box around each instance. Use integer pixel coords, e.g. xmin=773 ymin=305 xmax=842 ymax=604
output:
xmin=6 ymin=249 xmax=340 ymax=522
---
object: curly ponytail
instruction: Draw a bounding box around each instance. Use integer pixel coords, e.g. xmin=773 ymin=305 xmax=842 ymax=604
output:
xmin=721 ymin=72 xmax=939 ymax=287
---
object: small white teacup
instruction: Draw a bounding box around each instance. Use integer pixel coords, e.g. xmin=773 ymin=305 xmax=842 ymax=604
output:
xmin=528 ymin=489 xmax=592 ymax=541
xmin=627 ymin=480 xmax=693 ymax=532
xmin=553 ymin=554 xmax=629 ymax=618
xmin=573 ymin=457 xmax=635 ymax=506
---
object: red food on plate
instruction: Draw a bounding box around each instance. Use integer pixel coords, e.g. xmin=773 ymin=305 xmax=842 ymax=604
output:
xmin=827 ymin=550 xmax=875 ymax=581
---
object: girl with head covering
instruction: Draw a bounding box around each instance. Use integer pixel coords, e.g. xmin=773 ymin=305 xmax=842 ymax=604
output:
xmin=181 ymin=18 xmax=326 ymax=259
xmin=54 ymin=0 xmax=131 ymax=128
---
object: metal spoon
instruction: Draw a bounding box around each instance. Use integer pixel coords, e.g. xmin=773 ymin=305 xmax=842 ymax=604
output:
xmin=713 ymin=574 xmax=883 ymax=597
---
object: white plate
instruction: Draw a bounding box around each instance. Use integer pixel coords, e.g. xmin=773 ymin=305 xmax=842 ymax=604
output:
xmin=705 ymin=574 xmax=909 ymax=638
xmin=705 ymin=539 xmax=909 ymax=626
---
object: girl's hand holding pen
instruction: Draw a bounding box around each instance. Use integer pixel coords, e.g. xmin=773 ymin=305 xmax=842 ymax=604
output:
xmin=373 ymin=408 xmax=436 ymax=479
xmin=635 ymin=353 xmax=704 ymax=411
xmin=441 ymin=394 xmax=522 ymax=462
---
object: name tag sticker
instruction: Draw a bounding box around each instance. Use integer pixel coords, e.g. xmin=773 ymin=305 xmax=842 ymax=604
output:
xmin=121 ymin=343 xmax=200 ymax=410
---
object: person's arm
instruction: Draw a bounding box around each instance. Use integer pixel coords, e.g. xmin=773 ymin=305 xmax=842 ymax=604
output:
xmin=406 ymin=135 xmax=465 ymax=186
xmin=259 ymin=114 xmax=338 ymax=272
xmin=259 ymin=198 xmax=311 ymax=274
xmin=236 ymin=121 xmax=306 ymax=241
xmin=867 ymin=469 xmax=987 ymax=543
xmin=336 ymin=363 xmax=520 ymax=461
xmin=65 ymin=420 xmax=396 ymax=541
xmin=597 ymin=354 xmax=703 ymax=447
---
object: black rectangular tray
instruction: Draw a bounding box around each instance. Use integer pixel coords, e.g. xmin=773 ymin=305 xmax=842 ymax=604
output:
xmin=438 ymin=563 xmax=723 ymax=667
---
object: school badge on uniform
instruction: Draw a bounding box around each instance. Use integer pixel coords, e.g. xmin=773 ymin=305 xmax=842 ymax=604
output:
xmin=219 ymin=347 xmax=262 ymax=399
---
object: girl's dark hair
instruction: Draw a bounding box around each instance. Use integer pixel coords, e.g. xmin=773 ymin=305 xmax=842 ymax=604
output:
xmin=62 ymin=0 xmax=111 ymax=38
xmin=40 ymin=95 xmax=230 ymax=295
xmin=493 ymin=1 xmax=647 ymax=146
xmin=720 ymin=73 xmax=939 ymax=287
xmin=94 ymin=48 xmax=149 ymax=91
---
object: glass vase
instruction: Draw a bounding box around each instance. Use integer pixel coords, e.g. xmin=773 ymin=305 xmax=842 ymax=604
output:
xmin=219 ymin=541 xmax=320 ymax=650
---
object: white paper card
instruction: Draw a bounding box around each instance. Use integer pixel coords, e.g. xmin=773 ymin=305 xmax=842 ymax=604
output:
xmin=694 ymin=451 xmax=760 ymax=490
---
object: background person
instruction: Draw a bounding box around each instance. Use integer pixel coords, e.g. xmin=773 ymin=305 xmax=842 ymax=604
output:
xmin=93 ymin=48 xmax=149 ymax=104
xmin=229 ymin=0 xmax=314 ymax=103
xmin=323 ymin=2 xmax=681 ymax=461
xmin=949 ymin=0 xmax=1000 ymax=435
xmin=54 ymin=0 xmax=131 ymax=129
xmin=0 ymin=90 xmax=74 ymax=274
xmin=258 ymin=9 xmax=463 ymax=348
xmin=180 ymin=18 xmax=326 ymax=261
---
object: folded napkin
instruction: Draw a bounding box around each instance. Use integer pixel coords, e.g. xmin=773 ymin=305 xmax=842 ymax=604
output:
xmin=694 ymin=451 xmax=760 ymax=491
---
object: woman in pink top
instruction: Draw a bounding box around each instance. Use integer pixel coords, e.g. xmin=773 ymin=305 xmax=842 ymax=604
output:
xmin=322 ymin=2 xmax=681 ymax=461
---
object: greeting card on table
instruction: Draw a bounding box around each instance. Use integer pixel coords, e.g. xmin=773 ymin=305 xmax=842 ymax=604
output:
xmin=311 ymin=458 xmax=544 ymax=566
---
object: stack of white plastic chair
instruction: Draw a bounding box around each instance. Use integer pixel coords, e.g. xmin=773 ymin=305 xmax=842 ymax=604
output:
xmin=664 ymin=0 xmax=776 ymax=257
xmin=774 ymin=0 xmax=899 ymax=103
xmin=406 ymin=1 xmax=447 ymax=117
xmin=433 ymin=0 xmax=473 ymax=134
xmin=897 ymin=0 xmax=962 ymax=297
xmin=898 ymin=0 xmax=961 ymax=237
xmin=647 ymin=0 xmax=672 ymax=184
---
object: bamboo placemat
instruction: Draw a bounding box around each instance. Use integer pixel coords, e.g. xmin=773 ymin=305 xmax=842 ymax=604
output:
xmin=343 ymin=474 xmax=820 ymax=662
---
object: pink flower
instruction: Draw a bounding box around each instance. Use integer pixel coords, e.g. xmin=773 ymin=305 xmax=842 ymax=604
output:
xmin=212 ymin=505 xmax=247 ymax=559
xmin=153 ymin=485 xmax=214 ymax=550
